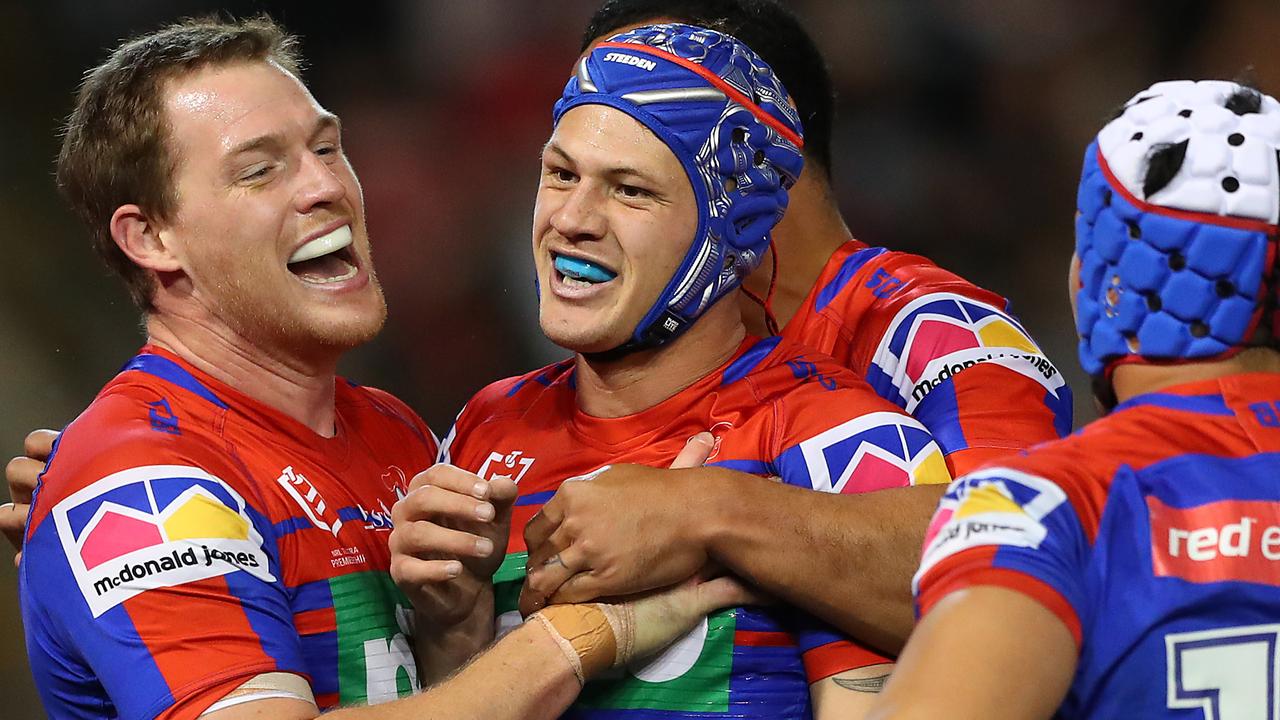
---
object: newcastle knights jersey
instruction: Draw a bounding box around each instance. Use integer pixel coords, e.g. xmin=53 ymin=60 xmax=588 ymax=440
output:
xmin=914 ymin=373 xmax=1280 ymax=718
xmin=21 ymin=346 xmax=437 ymax=719
xmin=782 ymin=239 xmax=1074 ymax=476
xmin=440 ymin=335 xmax=952 ymax=719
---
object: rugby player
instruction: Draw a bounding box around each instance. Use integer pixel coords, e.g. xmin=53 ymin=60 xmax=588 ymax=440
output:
xmin=18 ymin=16 xmax=747 ymax=719
xmin=428 ymin=23 xmax=952 ymax=719
xmin=516 ymin=0 xmax=1074 ymax=657
xmin=869 ymin=81 xmax=1280 ymax=718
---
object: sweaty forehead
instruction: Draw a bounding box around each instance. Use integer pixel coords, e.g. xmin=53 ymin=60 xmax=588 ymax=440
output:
xmin=163 ymin=61 xmax=326 ymax=155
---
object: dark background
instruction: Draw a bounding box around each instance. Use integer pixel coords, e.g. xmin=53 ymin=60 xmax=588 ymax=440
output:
xmin=3 ymin=0 xmax=1278 ymax=713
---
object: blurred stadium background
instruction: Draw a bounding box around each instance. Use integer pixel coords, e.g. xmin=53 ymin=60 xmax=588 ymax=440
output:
xmin=2 ymin=0 xmax=1278 ymax=714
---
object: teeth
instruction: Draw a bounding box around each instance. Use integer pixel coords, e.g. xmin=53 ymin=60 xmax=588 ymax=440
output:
xmin=561 ymin=275 xmax=593 ymax=288
xmin=302 ymin=263 xmax=358 ymax=284
xmin=289 ymin=225 xmax=352 ymax=264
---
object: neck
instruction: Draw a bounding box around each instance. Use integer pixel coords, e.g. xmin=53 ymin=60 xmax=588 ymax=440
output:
xmin=1111 ymin=348 xmax=1280 ymax=404
xmin=145 ymin=302 xmax=341 ymax=437
xmin=739 ymin=169 xmax=850 ymax=334
xmin=574 ymin=297 xmax=747 ymax=418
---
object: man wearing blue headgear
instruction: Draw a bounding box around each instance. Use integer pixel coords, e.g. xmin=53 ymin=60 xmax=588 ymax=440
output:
xmin=406 ymin=23 xmax=952 ymax=720
xmin=868 ymin=80 xmax=1280 ymax=719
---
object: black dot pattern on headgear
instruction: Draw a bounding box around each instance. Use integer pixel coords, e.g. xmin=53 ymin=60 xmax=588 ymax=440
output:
xmin=1074 ymin=82 xmax=1278 ymax=378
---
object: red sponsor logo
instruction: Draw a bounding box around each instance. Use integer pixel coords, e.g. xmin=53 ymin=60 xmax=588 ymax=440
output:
xmin=1148 ymin=496 xmax=1280 ymax=586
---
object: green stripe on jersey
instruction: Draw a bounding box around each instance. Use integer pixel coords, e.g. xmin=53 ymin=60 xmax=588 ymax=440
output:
xmin=331 ymin=571 xmax=420 ymax=705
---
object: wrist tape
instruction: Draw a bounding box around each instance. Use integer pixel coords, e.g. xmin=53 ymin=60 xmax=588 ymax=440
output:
xmin=532 ymin=602 xmax=635 ymax=685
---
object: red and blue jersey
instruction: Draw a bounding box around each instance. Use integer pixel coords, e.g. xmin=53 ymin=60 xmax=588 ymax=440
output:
xmin=782 ymin=239 xmax=1073 ymax=476
xmin=914 ymin=372 xmax=1280 ymax=718
xmin=20 ymin=346 xmax=437 ymax=719
xmin=440 ymin=335 xmax=952 ymax=719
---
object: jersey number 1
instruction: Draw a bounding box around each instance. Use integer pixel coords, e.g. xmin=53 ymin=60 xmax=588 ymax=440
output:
xmin=1166 ymin=624 xmax=1280 ymax=720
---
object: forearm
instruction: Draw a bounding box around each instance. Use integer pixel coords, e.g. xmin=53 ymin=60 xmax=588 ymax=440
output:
xmin=696 ymin=471 xmax=944 ymax=653
xmin=412 ymin=587 xmax=496 ymax=686
xmin=329 ymin=621 xmax=580 ymax=720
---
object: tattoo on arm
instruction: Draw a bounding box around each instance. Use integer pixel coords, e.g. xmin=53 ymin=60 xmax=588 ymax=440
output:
xmin=833 ymin=674 xmax=890 ymax=693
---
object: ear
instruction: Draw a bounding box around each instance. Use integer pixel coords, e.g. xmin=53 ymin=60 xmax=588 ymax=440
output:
xmin=110 ymin=204 xmax=182 ymax=273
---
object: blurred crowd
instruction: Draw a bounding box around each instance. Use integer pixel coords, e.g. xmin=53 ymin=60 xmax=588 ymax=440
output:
xmin=2 ymin=0 xmax=1278 ymax=714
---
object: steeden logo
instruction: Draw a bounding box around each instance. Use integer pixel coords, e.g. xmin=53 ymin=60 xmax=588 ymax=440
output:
xmin=52 ymin=465 xmax=275 ymax=617
xmin=602 ymin=51 xmax=657 ymax=71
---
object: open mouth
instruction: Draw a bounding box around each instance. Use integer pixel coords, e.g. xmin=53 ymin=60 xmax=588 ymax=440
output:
xmin=552 ymin=252 xmax=617 ymax=288
xmin=288 ymin=225 xmax=358 ymax=284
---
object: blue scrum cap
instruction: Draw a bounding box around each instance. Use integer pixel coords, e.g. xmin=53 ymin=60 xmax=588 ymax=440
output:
xmin=555 ymin=23 xmax=804 ymax=354
xmin=1075 ymin=80 xmax=1280 ymax=377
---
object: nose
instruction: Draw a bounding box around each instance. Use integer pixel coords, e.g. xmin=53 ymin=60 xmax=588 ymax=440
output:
xmin=549 ymin=183 xmax=607 ymax=242
xmin=294 ymin=150 xmax=348 ymax=214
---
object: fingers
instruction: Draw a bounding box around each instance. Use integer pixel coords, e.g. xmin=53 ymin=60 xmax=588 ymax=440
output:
xmin=406 ymin=463 xmax=491 ymax=498
xmin=523 ymin=496 xmax=564 ymax=557
xmin=1 ymin=501 xmax=29 ymax=553
xmin=695 ymin=575 xmax=770 ymax=612
xmin=669 ymin=432 xmax=714 ymax=470
xmin=23 ymin=429 xmax=57 ymax=461
xmin=391 ymin=554 xmax=464 ymax=585
xmin=6 ymin=456 xmax=44 ymax=503
xmin=390 ymin=517 xmax=497 ymax=562
xmin=393 ymin=479 xmax=496 ymax=528
xmin=521 ymin=540 xmax=583 ymax=614
xmin=487 ymin=478 xmax=519 ymax=517
xmin=545 ymin=571 xmax=610 ymax=606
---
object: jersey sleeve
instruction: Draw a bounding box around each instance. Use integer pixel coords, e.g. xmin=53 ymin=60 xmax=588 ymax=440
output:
xmin=911 ymin=463 xmax=1092 ymax=645
xmin=851 ymin=256 xmax=1074 ymax=476
xmin=771 ymin=382 xmax=952 ymax=494
xmin=766 ymin=379 xmax=949 ymax=674
xmin=21 ymin=394 xmax=307 ymax=719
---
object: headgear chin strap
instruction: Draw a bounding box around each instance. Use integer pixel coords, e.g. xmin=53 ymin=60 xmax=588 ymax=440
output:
xmin=554 ymin=23 xmax=805 ymax=358
xmin=1075 ymin=80 xmax=1280 ymax=396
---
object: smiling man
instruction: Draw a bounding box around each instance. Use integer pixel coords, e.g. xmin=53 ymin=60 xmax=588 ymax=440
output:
xmin=431 ymin=24 xmax=951 ymax=720
xmin=19 ymin=16 xmax=740 ymax=720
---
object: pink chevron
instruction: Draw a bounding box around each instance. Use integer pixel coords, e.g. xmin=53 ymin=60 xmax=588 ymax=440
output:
xmin=844 ymin=453 xmax=911 ymax=493
xmin=904 ymin=320 xmax=980 ymax=382
xmin=80 ymin=511 xmax=163 ymax=569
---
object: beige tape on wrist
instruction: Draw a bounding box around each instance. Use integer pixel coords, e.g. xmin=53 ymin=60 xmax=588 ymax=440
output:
xmin=533 ymin=602 xmax=633 ymax=685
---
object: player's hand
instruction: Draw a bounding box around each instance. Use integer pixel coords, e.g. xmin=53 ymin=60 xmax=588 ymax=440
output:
xmin=532 ymin=569 xmax=761 ymax=685
xmin=4 ymin=429 xmax=56 ymax=566
xmin=626 ymin=573 xmax=761 ymax=662
xmin=520 ymin=433 xmax=714 ymax=616
xmin=390 ymin=464 xmax=518 ymax=627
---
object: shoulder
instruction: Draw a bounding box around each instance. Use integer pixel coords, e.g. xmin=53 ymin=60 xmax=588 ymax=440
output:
xmin=439 ymin=360 xmax=575 ymax=462
xmin=27 ymin=384 xmax=263 ymax=546
xmin=810 ymin=242 xmax=1011 ymax=333
xmin=339 ymin=380 xmax=438 ymax=453
xmin=940 ymin=408 xmax=1164 ymax=537
xmin=730 ymin=337 xmax=952 ymax=490
xmin=43 ymin=381 xmax=239 ymax=491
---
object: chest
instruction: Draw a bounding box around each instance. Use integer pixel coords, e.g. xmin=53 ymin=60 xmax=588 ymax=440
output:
xmin=459 ymin=423 xmax=816 ymax=718
xmin=233 ymin=437 xmax=430 ymax=708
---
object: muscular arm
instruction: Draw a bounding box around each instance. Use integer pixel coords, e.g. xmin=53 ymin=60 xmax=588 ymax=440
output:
xmin=867 ymin=585 xmax=1077 ymax=719
xmin=696 ymin=471 xmax=942 ymax=653
xmin=523 ymin=465 xmax=943 ymax=654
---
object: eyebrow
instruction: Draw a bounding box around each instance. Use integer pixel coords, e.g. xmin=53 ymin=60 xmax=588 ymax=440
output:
xmin=542 ymin=140 xmax=662 ymax=184
xmin=225 ymin=112 xmax=342 ymax=158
